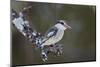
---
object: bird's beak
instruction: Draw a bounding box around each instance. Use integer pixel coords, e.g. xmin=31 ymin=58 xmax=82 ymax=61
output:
xmin=65 ymin=24 xmax=72 ymax=30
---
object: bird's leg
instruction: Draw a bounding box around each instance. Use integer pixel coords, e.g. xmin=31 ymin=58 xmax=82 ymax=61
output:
xmin=48 ymin=44 xmax=63 ymax=56
xmin=40 ymin=44 xmax=63 ymax=62
xmin=55 ymin=44 xmax=63 ymax=56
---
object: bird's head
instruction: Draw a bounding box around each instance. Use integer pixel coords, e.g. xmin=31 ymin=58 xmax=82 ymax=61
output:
xmin=55 ymin=20 xmax=72 ymax=30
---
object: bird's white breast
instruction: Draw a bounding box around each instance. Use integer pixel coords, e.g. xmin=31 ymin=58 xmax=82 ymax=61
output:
xmin=43 ymin=29 xmax=64 ymax=46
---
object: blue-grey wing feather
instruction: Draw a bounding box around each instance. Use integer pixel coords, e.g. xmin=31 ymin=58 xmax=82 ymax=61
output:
xmin=45 ymin=26 xmax=58 ymax=38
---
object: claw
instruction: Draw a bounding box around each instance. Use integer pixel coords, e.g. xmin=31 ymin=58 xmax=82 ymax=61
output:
xmin=56 ymin=49 xmax=63 ymax=56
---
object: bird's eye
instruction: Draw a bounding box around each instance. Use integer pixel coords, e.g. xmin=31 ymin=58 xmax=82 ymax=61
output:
xmin=57 ymin=21 xmax=65 ymax=25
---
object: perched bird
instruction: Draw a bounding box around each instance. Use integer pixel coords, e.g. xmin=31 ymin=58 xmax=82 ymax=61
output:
xmin=40 ymin=20 xmax=72 ymax=48
xmin=39 ymin=20 xmax=72 ymax=61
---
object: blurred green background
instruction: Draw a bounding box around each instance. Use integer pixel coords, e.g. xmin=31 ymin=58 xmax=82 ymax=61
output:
xmin=11 ymin=0 xmax=96 ymax=66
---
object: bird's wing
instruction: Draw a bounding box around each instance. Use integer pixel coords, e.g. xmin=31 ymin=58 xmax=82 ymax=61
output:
xmin=45 ymin=26 xmax=58 ymax=38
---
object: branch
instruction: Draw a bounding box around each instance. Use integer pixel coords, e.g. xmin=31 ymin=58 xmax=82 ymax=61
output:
xmin=11 ymin=6 xmax=63 ymax=62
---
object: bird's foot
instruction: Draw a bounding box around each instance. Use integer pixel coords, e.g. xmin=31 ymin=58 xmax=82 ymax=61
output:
xmin=40 ymin=44 xmax=63 ymax=62
xmin=49 ymin=44 xmax=63 ymax=56
xmin=55 ymin=44 xmax=63 ymax=56
xmin=56 ymin=49 xmax=63 ymax=56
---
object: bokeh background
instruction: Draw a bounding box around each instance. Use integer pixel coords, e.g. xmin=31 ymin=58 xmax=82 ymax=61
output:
xmin=11 ymin=0 xmax=96 ymax=66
